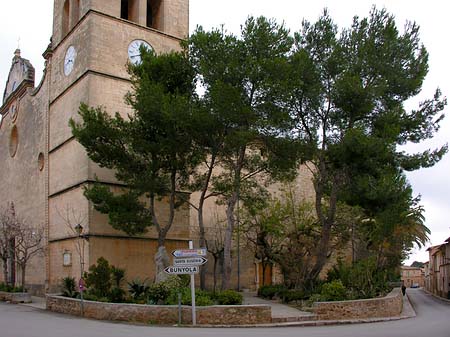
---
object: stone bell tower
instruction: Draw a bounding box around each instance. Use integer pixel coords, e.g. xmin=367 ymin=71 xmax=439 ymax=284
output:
xmin=45 ymin=0 xmax=190 ymax=291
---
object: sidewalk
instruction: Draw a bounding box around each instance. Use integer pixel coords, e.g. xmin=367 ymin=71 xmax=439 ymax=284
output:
xmin=242 ymin=292 xmax=316 ymax=323
xmin=22 ymin=296 xmax=46 ymax=310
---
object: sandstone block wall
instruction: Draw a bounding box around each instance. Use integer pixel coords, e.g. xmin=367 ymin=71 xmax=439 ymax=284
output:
xmin=313 ymin=288 xmax=403 ymax=320
xmin=46 ymin=295 xmax=272 ymax=325
xmin=0 ymin=291 xmax=32 ymax=303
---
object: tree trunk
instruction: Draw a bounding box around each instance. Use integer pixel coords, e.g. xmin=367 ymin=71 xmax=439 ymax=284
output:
xmin=1 ymin=257 xmax=8 ymax=286
xmin=154 ymin=244 xmax=170 ymax=283
xmin=20 ymin=264 xmax=26 ymax=289
xmin=152 ymin=171 xmax=177 ymax=284
xmin=222 ymin=148 xmax=245 ymax=290
xmin=213 ymin=255 xmax=218 ymax=294
xmin=309 ymin=159 xmax=338 ymax=281
xmin=197 ymin=153 xmax=216 ymax=290
xmin=222 ymin=191 xmax=238 ymax=290
xmin=198 ymin=205 xmax=207 ymax=289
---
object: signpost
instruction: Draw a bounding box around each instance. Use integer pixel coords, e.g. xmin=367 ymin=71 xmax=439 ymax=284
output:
xmin=165 ymin=242 xmax=208 ymax=326
xmin=164 ymin=265 xmax=200 ymax=274
xmin=173 ymin=257 xmax=207 ymax=266
xmin=172 ymin=248 xmax=207 ymax=258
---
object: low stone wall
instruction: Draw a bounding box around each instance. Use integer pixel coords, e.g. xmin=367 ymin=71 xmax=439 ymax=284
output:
xmin=0 ymin=291 xmax=32 ymax=303
xmin=313 ymin=288 xmax=403 ymax=320
xmin=46 ymin=295 xmax=272 ymax=325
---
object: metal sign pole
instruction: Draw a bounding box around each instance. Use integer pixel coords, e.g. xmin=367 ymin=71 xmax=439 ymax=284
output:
xmin=189 ymin=240 xmax=196 ymax=326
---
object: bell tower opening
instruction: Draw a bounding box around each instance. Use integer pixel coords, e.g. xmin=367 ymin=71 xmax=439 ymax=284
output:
xmin=61 ymin=0 xmax=81 ymax=39
xmin=147 ymin=0 xmax=162 ymax=30
xmin=62 ymin=0 xmax=70 ymax=37
xmin=121 ymin=0 xmax=139 ymax=24
xmin=146 ymin=0 xmax=152 ymax=27
xmin=72 ymin=0 xmax=80 ymax=26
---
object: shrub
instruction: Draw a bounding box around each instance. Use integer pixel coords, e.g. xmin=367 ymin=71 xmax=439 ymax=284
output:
xmin=320 ymin=280 xmax=347 ymax=301
xmin=109 ymin=287 xmax=127 ymax=303
xmin=280 ymin=289 xmax=307 ymax=303
xmin=111 ymin=266 xmax=126 ymax=288
xmin=0 ymin=282 xmax=24 ymax=293
xmin=305 ymin=293 xmax=323 ymax=306
xmin=216 ymin=290 xmax=243 ymax=305
xmin=61 ymin=277 xmax=78 ymax=298
xmin=84 ymin=257 xmax=112 ymax=298
xmin=196 ymin=295 xmax=214 ymax=306
xmin=327 ymin=258 xmax=391 ymax=299
xmin=257 ymin=284 xmax=286 ymax=299
xmin=147 ymin=282 xmax=171 ymax=304
xmin=128 ymin=278 xmax=150 ymax=301
xmin=146 ymin=276 xmax=187 ymax=304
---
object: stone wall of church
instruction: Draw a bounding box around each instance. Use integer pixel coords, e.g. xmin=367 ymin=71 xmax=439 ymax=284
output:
xmin=0 ymin=76 xmax=49 ymax=293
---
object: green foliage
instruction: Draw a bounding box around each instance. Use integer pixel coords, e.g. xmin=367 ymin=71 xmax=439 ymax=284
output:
xmin=327 ymin=258 xmax=392 ymax=299
xmin=83 ymin=257 xmax=128 ymax=303
xmin=189 ymin=16 xmax=300 ymax=289
xmin=84 ymin=257 xmax=112 ymax=299
xmin=196 ymin=294 xmax=215 ymax=306
xmin=305 ymin=293 xmax=324 ymax=306
xmin=127 ymin=278 xmax=150 ymax=301
xmin=280 ymin=289 xmax=307 ymax=304
xmin=147 ymin=276 xmax=187 ymax=304
xmin=284 ymin=7 xmax=446 ymax=281
xmin=109 ymin=287 xmax=127 ymax=303
xmin=61 ymin=277 xmax=78 ymax=298
xmin=257 ymin=284 xmax=286 ymax=299
xmin=0 ymin=282 xmax=25 ymax=293
xmin=216 ymin=290 xmax=243 ymax=305
xmin=320 ymin=280 xmax=347 ymax=301
xmin=147 ymin=282 xmax=171 ymax=304
xmin=70 ymin=49 xmax=200 ymax=244
xmin=111 ymin=266 xmax=126 ymax=288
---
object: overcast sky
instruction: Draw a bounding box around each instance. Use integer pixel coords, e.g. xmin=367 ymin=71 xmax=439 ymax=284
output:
xmin=1 ymin=1 xmax=449 ymax=265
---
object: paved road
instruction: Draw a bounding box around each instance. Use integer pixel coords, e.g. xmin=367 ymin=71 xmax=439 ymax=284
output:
xmin=1 ymin=289 xmax=449 ymax=337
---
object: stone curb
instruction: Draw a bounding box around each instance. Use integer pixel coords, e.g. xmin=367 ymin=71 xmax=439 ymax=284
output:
xmin=19 ymin=293 xmax=417 ymax=329
xmin=175 ymin=294 xmax=417 ymax=328
xmin=422 ymin=289 xmax=450 ymax=303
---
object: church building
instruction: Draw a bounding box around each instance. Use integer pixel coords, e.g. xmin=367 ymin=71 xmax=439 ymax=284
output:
xmin=0 ymin=0 xmax=191 ymax=294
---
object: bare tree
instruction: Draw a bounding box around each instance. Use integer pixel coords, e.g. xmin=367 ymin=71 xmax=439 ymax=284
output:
xmin=14 ymin=224 xmax=44 ymax=288
xmin=56 ymin=205 xmax=88 ymax=277
xmin=0 ymin=202 xmax=45 ymax=289
xmin=205 ymin=213 xmax=226 ymax=293
xmin=0 ymin=202 xmax=19 ymax=285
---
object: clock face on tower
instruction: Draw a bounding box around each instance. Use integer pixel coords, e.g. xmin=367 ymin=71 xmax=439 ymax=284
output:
xmin=64 ymin=46 xmax=77 ymax=76
xmin=128 ymin=40 xmax=152 ymax=65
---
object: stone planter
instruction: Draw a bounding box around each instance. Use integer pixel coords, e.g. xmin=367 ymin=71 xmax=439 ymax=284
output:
xmin=312 ymin=288 xmax=403 ymax=320
xmin=0 ymin=291 xmax=32 ymax=304
xmin=46 ymin=295 xmax=272 ymax=325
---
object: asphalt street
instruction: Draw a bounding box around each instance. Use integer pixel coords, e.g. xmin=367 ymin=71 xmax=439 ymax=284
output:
xmin=0 ymin=288 xmax=449 ymax=337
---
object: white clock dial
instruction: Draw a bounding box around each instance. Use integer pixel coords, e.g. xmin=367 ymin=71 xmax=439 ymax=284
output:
xmin=64 ymin=46 xmax=77 ymax=76
xmin=128 ymin=40 xmax=152 ymax=65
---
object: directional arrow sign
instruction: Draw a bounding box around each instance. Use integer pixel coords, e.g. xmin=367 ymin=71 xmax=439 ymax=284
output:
xmin=164 ymin=266 xmax=199 ymax=275
xmin=173 ymin=257 xmax=208 ymax=266
xmin=172 ymin=248 xmax=207 ymax=258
